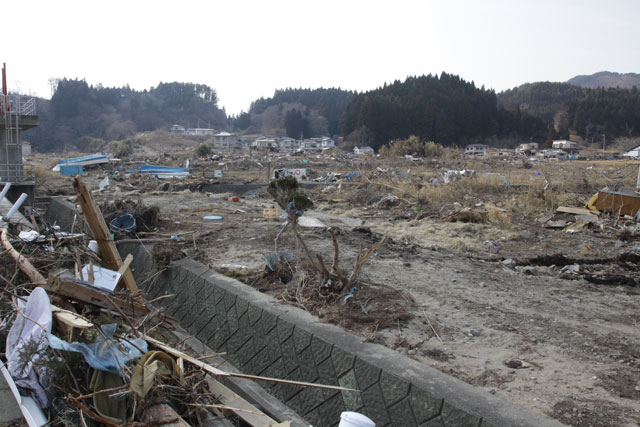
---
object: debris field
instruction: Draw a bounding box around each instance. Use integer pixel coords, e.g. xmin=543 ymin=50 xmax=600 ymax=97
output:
xmin=3 ymin=150 xmax=640 ymax=426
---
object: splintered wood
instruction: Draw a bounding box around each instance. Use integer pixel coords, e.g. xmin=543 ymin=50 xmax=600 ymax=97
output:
xmin=0 ymin=227 xmax=46 ymax=285
xmin=73 ymin=176 xmax=140 ymax=295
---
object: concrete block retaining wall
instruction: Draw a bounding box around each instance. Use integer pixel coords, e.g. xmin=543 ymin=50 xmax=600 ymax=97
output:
xmin=120 ymin=243 xmax=560 ymax=427
xmin=44 ymin=198 xmax=560 ymax=427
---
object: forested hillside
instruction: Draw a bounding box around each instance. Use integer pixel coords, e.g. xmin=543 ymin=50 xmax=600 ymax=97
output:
xmin=498 ymin=80 xmax=640 ymax=143
xmin=497 ymin=82 xmax=586 ymax=123
xmin=565 ymin=87 xmax=640 ymax=140
xmin=340 ymin=73 xmax=546 ymax=150
xmin=24 ymin=71 xmax=640 ymax=154
xmin=238 ymin=88 xmax=354 ymax=137
xmin=28 ymin=79 xmax=226 ymax=152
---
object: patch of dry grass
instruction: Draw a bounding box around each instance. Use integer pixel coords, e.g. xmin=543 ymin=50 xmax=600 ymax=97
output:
xmin=34 ymin=162 xmax=59 ymax=182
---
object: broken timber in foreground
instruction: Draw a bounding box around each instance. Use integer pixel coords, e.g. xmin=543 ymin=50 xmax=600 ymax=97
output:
xmin=65 ymin=176 xmax=354 ymax=425
xmin=73 ymin=176 xmax=141 ymax=296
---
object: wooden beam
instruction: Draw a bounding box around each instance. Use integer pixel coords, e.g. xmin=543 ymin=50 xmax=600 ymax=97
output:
xmin=142 ymin=334 xmax=356 ymax=392
xmin=0 ymin=227 xmax=46 ymax=285
xmin=556 ymin=206 xmax=594 ymax=216
xmin=51 ymin=304 xmax=93 ymax=341
xmin=205 ymin=377 xmax=288 ymax=427
xmin=117 ymin=254 xmax=134 ymax=276
xmin=45 ymin=275 xmax=148 ymax=316
xmin=73 ymin=177 xmax=140 ymax=295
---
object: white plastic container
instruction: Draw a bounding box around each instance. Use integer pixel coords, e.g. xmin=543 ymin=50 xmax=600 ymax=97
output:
xmin=88 ymin=240 xmax=99 ymax=254
xmin=338 ymin=411 xmax=375 ymax=427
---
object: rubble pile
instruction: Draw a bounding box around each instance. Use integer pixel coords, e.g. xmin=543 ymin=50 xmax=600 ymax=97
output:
xmin=0 ymin=177 xmax=347 ymax=426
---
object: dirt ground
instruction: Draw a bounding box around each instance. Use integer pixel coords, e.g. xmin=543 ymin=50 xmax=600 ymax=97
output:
xmin=36 ymin=153 xmax=640 ymax=426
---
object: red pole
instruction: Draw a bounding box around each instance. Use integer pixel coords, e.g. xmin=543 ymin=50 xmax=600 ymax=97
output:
xmin=2 ymin=63 xmax=7 ymax=112
xmin=2 ymin=63 xmax=7 ymax=96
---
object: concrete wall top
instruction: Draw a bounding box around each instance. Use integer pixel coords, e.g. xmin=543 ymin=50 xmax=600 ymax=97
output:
xmin=119 ymin=242 xmax=561 ymax=427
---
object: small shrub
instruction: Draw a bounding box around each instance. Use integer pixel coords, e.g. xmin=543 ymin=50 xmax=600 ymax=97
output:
xmin=195 ymin=144 xmax=211 ymax=157
xmin=106 ymin=140 xmax=132 ymax=157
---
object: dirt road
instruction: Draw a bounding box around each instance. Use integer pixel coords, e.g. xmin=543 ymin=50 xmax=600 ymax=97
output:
xmin=95 ymin=184 xmax=639 ymax=426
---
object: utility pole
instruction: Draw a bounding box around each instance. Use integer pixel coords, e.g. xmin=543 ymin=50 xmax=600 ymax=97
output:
xmin=602 ymin=134 xmax=606 ymax=152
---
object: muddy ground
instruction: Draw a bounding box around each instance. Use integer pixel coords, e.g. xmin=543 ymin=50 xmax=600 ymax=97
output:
xmin=39 ymin=156 xmax=640 ymax=426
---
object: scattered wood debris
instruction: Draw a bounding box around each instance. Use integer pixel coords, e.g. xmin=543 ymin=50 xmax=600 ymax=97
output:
xmin=0 ymin=177 xmax=355 ymax=426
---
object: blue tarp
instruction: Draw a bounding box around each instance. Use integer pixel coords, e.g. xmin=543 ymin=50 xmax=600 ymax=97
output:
xmin=47 ymin=324 xmax=147 ymax=375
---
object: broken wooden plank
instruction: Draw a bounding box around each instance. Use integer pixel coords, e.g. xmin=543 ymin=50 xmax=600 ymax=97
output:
xmin=205 ymin=377 xmax=289 ymax=427
xmin=0 ymin=227 xmax=46 ymax=285
xmin=45 ymin=275 xmax=178 ymax=329
xmin=556 ymin=206 xmax=594 ymax=216
xmin=46 ymin=275 xmax=148 ymax=316
xmin=117 ymin=254 xmax=134 ymax=276
xmin=141 ymin=334 xmax=356 ymax=393
xmin=51 ymin=304 xmax=93 ymax=341
xmin=73 ymin=177 xmax=140 ymax=295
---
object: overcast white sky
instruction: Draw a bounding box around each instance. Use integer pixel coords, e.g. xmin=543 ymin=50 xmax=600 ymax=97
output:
xmin=4 ymin=0 xmax=640 ymax=115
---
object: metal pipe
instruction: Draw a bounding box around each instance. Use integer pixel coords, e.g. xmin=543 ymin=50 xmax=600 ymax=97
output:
xmin=5 ymin=193 xmax=27 ymax=220
xmin=0 ymin=183 xmax=11 ymax=200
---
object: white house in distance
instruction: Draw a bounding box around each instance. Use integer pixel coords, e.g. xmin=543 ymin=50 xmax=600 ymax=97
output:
xmin=516 ymin=142 xmax=539 ymax=155
xmin=302 ymin=139 xmax=321 ymax=152
xmin=170 ymin=124 xmax=186 ymax=134
xmin=212 ymin=132 xmax=237 ymax=150
xmin=187 ymin=128 xmax=215 ymax=136
xmin=320 ymin=137 xmax=335 ymax=149
xmin=551 ymin=140 xmax=577 ymax=149
xmin=464 ymin=144 xmax=489 ymax=156
xmin=254 ymin=137 xmax=278 ymax=150
xmin=353 ymin=146 xmax=375 ymax=155
xmin=278 ymin=137 xmax=296 ymax=152
xmin=623 ymin=145 xmax=640 ymax=158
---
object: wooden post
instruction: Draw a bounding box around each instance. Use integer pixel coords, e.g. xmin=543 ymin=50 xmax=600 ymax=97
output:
xmin=73 ymin=177 xmax=140 ymax=295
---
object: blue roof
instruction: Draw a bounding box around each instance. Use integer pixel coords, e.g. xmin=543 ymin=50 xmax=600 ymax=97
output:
xmin=57 ymin=153 xmax=108 ymax=164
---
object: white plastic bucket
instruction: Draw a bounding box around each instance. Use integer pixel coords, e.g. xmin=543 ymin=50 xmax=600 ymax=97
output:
xmin=338 ymin=411 xmax=375 ymax=427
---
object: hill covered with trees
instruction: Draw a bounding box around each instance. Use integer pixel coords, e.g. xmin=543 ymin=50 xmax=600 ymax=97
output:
xmin=28 ymin=79 xmax=226 ymax=152
xmin=498 ymin=80 xmax=640 ymax=143
xmin=340 ymin=73 xmax=547 ymax=150
xmin=235 ymin=88 xmax=354 ymax=138
xmin=497 ymin=82 xmax=586 ymax=123
xmin=25 ymin=71 xmax=640 ymax=154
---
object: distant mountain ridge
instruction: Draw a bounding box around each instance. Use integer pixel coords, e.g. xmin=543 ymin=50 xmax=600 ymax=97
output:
xmin=567 ymin=71 xmax=640 ymax=89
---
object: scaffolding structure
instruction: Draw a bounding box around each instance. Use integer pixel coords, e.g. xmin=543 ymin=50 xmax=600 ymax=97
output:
xmin=1 ymin=63 xmax=37 ymax=185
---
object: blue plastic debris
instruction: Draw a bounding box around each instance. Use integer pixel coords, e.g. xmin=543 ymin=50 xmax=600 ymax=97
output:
xmin=263 ymin=250 xmax=294 ymax=271
xmin=345 ymin=172 xmax=358 ymax=180
xmin=46 ymin=324 xmax=147 ymax=376
xmin=341 ymin=287 xmax=358 ymax=305
xmin=203 ymin=215 xmax=223 ymax=220
xmin=286 ymin=200 xmax=303 ymax=217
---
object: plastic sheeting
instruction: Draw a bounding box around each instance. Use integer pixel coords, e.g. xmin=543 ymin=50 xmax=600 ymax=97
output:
xmin=5 ymin=287 xmax=53 ymax=408
xmin=47 ymin=324 xmax=147 ymax=376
